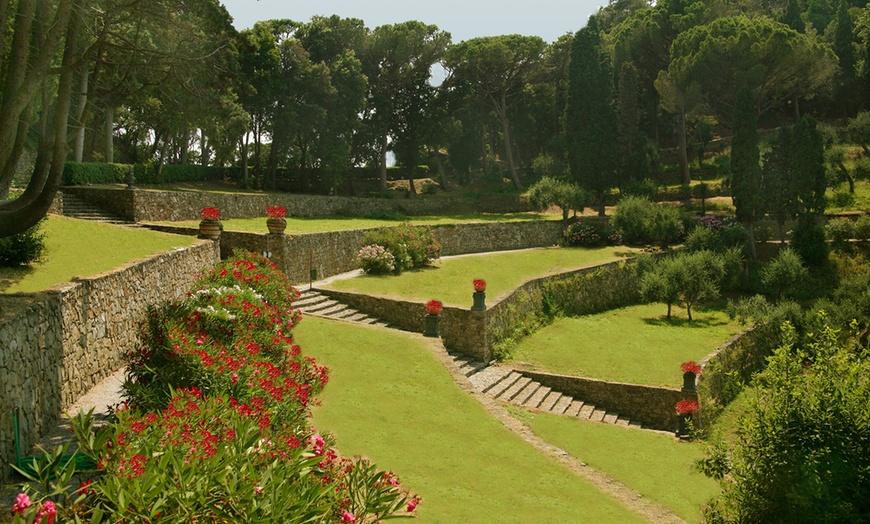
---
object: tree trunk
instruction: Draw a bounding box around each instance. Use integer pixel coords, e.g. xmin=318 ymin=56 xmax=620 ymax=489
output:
xmin=104 ymin=105 xmax=114 ymax=163
xmin=480 ymin=133 xmax=488 ymax=177
xmin=836 ymin=160 xmax=855 ymax=193
xmin=200 ymin=128 xmax=208 ymax=167
xmin=379 ymin=131 xmax=388 ymax=192
xmin=747 ymin=221 xmax=757 ymax=260
xmin=497 ymin=93 xmax=523 ymax=190
xmin=677 ymin=103 xmax=690 ymax=185
xmin=73 ymin=69 xmax=89 ymax=162
xmin=597 ymin=189 xmax=606 ymax=217
xmin=240 ymin=133 xmax=249 ymax=189
xmin=0 ymin=2 xmax=76 ymax=237
xmin=431 ymin=149 xmax=448 ymax=190
xmin=180 ymin=130 xmax=189 ymax=164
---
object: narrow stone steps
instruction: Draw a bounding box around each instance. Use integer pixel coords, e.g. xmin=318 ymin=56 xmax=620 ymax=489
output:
xmin=448 ymin=351 xmax=657 ymax=432
xmin=61 ymin=192 xmax=130 ymax=224
xmin=294 ymin=290 xmax=390 ymax=328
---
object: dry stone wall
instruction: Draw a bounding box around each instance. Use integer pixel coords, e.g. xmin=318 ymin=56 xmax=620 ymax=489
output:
xmin=0 ymin=241 xmax=219 ymax=479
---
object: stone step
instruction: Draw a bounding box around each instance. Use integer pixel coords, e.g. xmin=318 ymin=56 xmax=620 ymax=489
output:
xmin=487 ymin=372 xmax=522 ymax=397
xmin=513 ymin=381 xmax=541 ymax=405
xmin=522 ymin=385 xmax=552 ymax=409
xmin=549 ymin=394 xmax=572 ymax=414
xmin=294 ymin=291 xmax=390 ymax=329
xmin=498 ymin=376 xmax=532 ymax=402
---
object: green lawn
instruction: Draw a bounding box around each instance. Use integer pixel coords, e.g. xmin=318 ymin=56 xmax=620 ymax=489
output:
xmin=156 ymin=213 xmax=558 ymax=235
xmin=322 ymin=246 xmax=639 ymax=306
xmin=296 ymin=317 xmax=645 ymax=523
xmin=1 ymin=215 xmax=198 ymax=293
xmin=510 ymin=302 xmax=744 ymax=387
xmin=523 ymin=411 xmax=720 ymax=523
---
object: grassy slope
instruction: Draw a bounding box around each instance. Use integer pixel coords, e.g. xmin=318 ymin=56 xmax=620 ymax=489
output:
xmin=510 ymin=302 xmax=744 ymax=387
xmin=323 ymin=246 xmax=638 ymax=306
xmin=296 ymin=317 xmax=644 ymax=524
xmin=524 ymin=411 xmax=721 ymax=523
xmin=1 ymin=215 xmax=198 ymax=293
xmin=157 ymin=213 xmax=558 ymax=235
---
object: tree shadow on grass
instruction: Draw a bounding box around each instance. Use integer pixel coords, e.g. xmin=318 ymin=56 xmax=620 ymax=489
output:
xmin=0 ymin=266 xmax=33 ymax=293
xmin=641 ymin=314 xmax=728 ymax=329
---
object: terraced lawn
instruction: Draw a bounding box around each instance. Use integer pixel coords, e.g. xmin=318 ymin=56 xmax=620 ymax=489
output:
xmin=156 ymin=213 xmax=559 ymax=235
xmin=1 ymin=215 xmax=198 ymax=293
xmin=322 ymin=246 xmax=639 ymax=306
xmin=510 ymin=302 xmax=744 ymax=387
xmin=296 ymin=317 xmax=646 ymax=523
xmin=522 ymin=410 xmax=720 ymax=522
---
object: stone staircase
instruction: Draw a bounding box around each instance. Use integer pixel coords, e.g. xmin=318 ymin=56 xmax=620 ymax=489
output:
xmin=295 ymin=290 xmax=390 ymax=327
xmin=62 ymin=191 xmax=130 ymax=224
xmin=449 ymin=351 xmax=650 ymax=431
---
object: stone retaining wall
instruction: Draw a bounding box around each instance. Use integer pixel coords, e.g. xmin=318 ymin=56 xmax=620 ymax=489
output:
xmin=62 ymin=187 xmax=536 ymax=222
xmin=144 ymin=221 xmax=564 ymax=286
xmin=0 ymin=241 xmax=219 ymax=479
xmin=517 ymin=370 xmax=686 ymax=432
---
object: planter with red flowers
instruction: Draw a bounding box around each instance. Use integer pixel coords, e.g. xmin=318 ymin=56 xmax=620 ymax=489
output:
xmin=680 ymin=361 xmax=702 ymax=392
xmin=675 ymin=400 xmax=700 ymax=439
xmin=424 ymin=300 xmax=442 ymax=337
xmin=199 ymin=207 xmax=222 ymax=240
xmin=266 ymin=206 xmax=287 ymax=235
xmin=471 ymin=279 xmax=487 ymax=312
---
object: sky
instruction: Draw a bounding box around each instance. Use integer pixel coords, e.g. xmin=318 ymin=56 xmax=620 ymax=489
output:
xmin=220 ymin=0 xmax=607 ymax=43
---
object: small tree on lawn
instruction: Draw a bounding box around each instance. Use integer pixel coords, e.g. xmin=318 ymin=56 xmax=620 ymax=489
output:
xmin=641 ymin=250 xmax=726 ymax=321
xmin=526 ymin=177 xmax=587 ymax=221
xmin=761 ymin=247 xmax=809 ymax=300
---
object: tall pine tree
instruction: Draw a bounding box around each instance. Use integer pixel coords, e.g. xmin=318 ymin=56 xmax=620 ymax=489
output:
xmin=565 ymin=16 xmax=619 ymax=216
xmin=731 ymin=86 xmax=763 ymax=259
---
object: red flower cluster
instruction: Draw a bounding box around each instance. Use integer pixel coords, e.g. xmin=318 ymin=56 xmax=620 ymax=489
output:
xmin=675 ymin=400 xmax=700 ymax=415
xmin=201 ymin=207 xmax=221 ymax=220
xmin=266 ymin=206 xmax=287 ymax=218
xmin=681 ymin=361 xmax=702 ymax=375
xmin=425 ymin=299 xmax=443 ymax=315
xmin=473 ymin=279 xmax=486 ymax=292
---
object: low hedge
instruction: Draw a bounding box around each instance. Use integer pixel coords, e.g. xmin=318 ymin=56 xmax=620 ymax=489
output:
xmin=62 ymin=162 xmax=128 ymax=185
xmin=62 ymin=162 xmax=235 ymax=186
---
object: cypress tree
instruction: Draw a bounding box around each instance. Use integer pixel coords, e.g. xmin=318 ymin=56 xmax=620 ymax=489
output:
xmin=730 ymin=86 xmax=763 ymax=258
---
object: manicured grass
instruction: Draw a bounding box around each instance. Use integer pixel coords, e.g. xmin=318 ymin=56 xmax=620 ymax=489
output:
xmin=157 ymin=213 xmax=558 ymax=235
xmin=296 ymin=317 xmax=645 ymax=523
xmin=322 ymin=246 xmax=639 ymax=306
xmin=510 ymin=302 xmax=744 ymax=387
xmin=524 ymin=411 xmax=720 ymax=522
xmin=0 ymin=215 xmax=198 ymax=293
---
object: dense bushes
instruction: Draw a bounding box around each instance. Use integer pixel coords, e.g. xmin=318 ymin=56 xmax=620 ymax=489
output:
xmin=0 ymin=218 xmax=46 ymax=266
xmin=62 ymin=162 xmax=233 ymax=186
xmin=562 ymin=218 xmax=621 ymax=246
xmin=357 ymin=223 xmax=441 ymax=274
xmin=611 ymin=195 xmax=683 ymax=246
xmin=9 ymin=253 xmax=418 ymax=523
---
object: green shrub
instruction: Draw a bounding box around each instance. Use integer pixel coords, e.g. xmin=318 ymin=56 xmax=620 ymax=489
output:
xmin=62 ymin=162 xmax=129 ymax=185
xmin=761 ymin=247 xmax=809 ymax=299
xmin=855 ymin=215 xmax=870 ymax=240
xmin=754 ymin=223 xmax=773 ymax=243
xmin=562 ymin=219 xmax=621 ymax=246
xmin=0 ymin=218 xmax=46 ymax=266
xmin=526 ymin=176 xmax=586 ymax=221
xmin=359 ymin=223 xmax=441 ymax=273
xmin=686 ymin=225 xmax=723 ymax=253
xmin=719 ymin=218 xmax=750 ymax=253
xmin=620 ymin=177 xmax=658 ymax=199
xmin=791 ymin=215 xmax=829 ymax=267
xmin=420 ymin=181 xmax=439 ymax=194
xmin=612 ymin=195 xmax=682 ymax=246
xmin=135 ymin=163 xmax=230 ymax=184
xmin=828 ymin=190 xmax=855 ymax=209
xmin=825 ymin=217 xmax=856 ymax=252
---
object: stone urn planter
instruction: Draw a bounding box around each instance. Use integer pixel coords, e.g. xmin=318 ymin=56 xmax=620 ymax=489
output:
xmin=680 ymin=361 xmax=701 ymax=392
xmin=472 ymin=279 xmax=487 ymax=312
xmin=675 ymin=400 xmax=699 ymax=439
xmin=424 ymin=300 xmax=442 ymax=338
xmin=198 ymin=219 xmax=221 ymax=240
xmin=266 ymin=217 xmax=287 ymax=235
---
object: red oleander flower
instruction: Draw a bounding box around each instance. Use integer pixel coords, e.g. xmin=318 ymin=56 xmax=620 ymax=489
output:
xmin=675 ymin=400 xmax=699 ymax=415
xmin=681 ymin=361 xmax=702 ymax=375
xmin=473 ymin=279 xmax=486 ymax=292
xmin=266 ymin=206 xmax=287 ymax=218
xmin=201 ymin=207 xmax=221 ymax=220
xmin=425 ymin=300 xmax=442 ymax=315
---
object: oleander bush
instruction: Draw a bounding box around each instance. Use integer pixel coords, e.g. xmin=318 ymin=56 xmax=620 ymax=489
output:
xmin=562 ymin=218 xmax=621 ymax=247
xmin=358 ymin=223 xmax=441 ymax=273
xmin=8 ymin=252 xmax=418 ymax=523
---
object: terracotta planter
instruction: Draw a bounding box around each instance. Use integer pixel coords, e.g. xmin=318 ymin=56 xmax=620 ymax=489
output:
xmin=266 ymin=217 xmax=287 ymax=235
xmin=199 ymin=219 xmax=221 ymax=240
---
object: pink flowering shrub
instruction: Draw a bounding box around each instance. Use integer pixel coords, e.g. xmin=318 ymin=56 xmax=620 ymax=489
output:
xmin=10 ymin=251 xmax=417 ymax=523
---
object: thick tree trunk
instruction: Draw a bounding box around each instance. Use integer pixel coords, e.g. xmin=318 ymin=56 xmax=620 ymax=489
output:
xmin=747 ymin=221 xmax=757 ymax=260
xmin=836 ymin=160 xmax=855 ymax=193
xmin=180 ymin=130 xmax=189 ymax=164
xmin=677 ymin=103 xmax=690 ymax=185
xmin=104 ymin=105 xmax=114 ymax=163
xmin=240 ymin=134 xmax=249 ymax=189
xmin=379 ymin=131 xmax=388 ymax=192
xmin=496 ymin=93 xmax=522 ymax=190
xmin=200 ymin=128 xmax=208 ymax=167
xmin=73 ymin=70 xmax=89 ymax=162
xmin=0 ymin=3 xmax=77 ymax=237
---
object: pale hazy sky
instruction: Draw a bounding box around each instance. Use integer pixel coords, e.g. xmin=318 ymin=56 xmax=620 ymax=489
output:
xmin=220 ymin=0 xmax=606 ymax=43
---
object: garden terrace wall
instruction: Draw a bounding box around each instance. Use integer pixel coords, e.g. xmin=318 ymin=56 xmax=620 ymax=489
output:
xmin=0 ymin=241 xmax=219 ymax=480
xmin=62 ymin=187 xmax=520 ymax=222
xmin=517 ymin=370 xmax=686 ymax=432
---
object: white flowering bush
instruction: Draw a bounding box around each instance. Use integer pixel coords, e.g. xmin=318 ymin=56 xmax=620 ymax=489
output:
xmin=358 ymin=244 xmax=396 ymax=274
